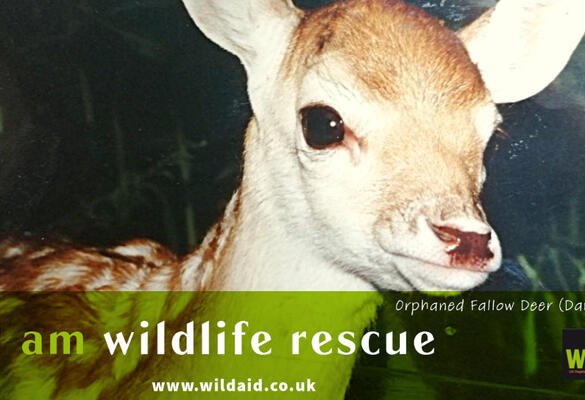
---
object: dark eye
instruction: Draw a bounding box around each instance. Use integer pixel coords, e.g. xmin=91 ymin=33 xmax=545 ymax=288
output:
xmin=300 ymin=105 xmax=345 ymax=149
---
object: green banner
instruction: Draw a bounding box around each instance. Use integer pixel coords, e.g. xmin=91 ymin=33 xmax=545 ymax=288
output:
xmin=1 ymin=292 xmax=585 ymax=399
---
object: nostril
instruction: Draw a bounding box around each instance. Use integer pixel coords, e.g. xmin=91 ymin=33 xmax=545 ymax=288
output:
xmin=430 ymin=224 xmax=461 ymax=247
xmin=430 ymin=224 xmax=494 ymax=262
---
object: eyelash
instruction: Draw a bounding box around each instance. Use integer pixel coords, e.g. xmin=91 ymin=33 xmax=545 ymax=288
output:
xmin=484 ymin=125 xmax=509 ymax=164
xmin=494 ymin=124 xmax=510 ymax=139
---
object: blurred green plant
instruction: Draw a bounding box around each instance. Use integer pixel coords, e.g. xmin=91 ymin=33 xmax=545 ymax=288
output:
xmin=518 ymin=194 xmax=585 ymax=291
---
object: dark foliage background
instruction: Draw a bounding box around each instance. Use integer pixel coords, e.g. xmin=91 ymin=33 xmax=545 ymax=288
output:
xmin=1 ymin=0 xmax=584 ymax=287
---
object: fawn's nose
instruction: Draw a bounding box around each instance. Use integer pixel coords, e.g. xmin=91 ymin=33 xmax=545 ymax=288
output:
xmin=430 ymin=223 xmax=494 ymax=270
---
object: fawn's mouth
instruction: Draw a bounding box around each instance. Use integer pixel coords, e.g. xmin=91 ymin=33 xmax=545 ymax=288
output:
xmin=390 ymin=252 xmax=498 ymax=273
xmin=390 ymin=252 xmax=462 ymax=271
xmin=375 ymin=250 xmax=495 ymax=291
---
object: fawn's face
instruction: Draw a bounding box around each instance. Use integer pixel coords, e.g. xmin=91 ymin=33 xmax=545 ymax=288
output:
xmin=186 ymin=0 xmax=584 ymax=291
xmin=254 ymin=1 xmax=501 ymax=290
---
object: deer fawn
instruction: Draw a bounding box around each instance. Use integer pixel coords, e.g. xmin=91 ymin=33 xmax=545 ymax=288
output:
xmin=0 ymin=0 xmax=584 ymax=396
xmin=2 ymin=0 xmax=583 ymax=292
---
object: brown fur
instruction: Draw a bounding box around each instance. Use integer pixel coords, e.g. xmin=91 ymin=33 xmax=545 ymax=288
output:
xmin=0 ymin=237 xmax=177 ymax=291
xmin=287 ymin=0 xmax=487 ymax=107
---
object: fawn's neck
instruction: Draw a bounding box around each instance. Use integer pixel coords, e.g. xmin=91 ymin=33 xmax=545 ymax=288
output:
xmin=179 ymin=119 xmax=376 ymax=292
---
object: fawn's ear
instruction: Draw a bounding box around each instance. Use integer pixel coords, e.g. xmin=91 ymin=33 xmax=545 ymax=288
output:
xmin=459 ymin=0 xmax=585 ymax=104
xmin=183 ymin=0 xmax=302 ymax=69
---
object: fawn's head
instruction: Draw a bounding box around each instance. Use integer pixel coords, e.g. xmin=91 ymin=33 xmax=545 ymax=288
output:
xmin=185 ymin=0 xmax=584 ymax=290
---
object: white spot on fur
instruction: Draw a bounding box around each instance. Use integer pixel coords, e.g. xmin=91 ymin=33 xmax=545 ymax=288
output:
xmin=112 ymin=244 xmax=155 ymax=259
xmin=85 ymin=268 xmax=114 ymax=290
xmin=3 ymin=246 xmax=25 ymax=258
xmin=33 ymin=264 xmax=91 ymax=290
xmin=28 ymin=248 xmax=56 ymax=260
